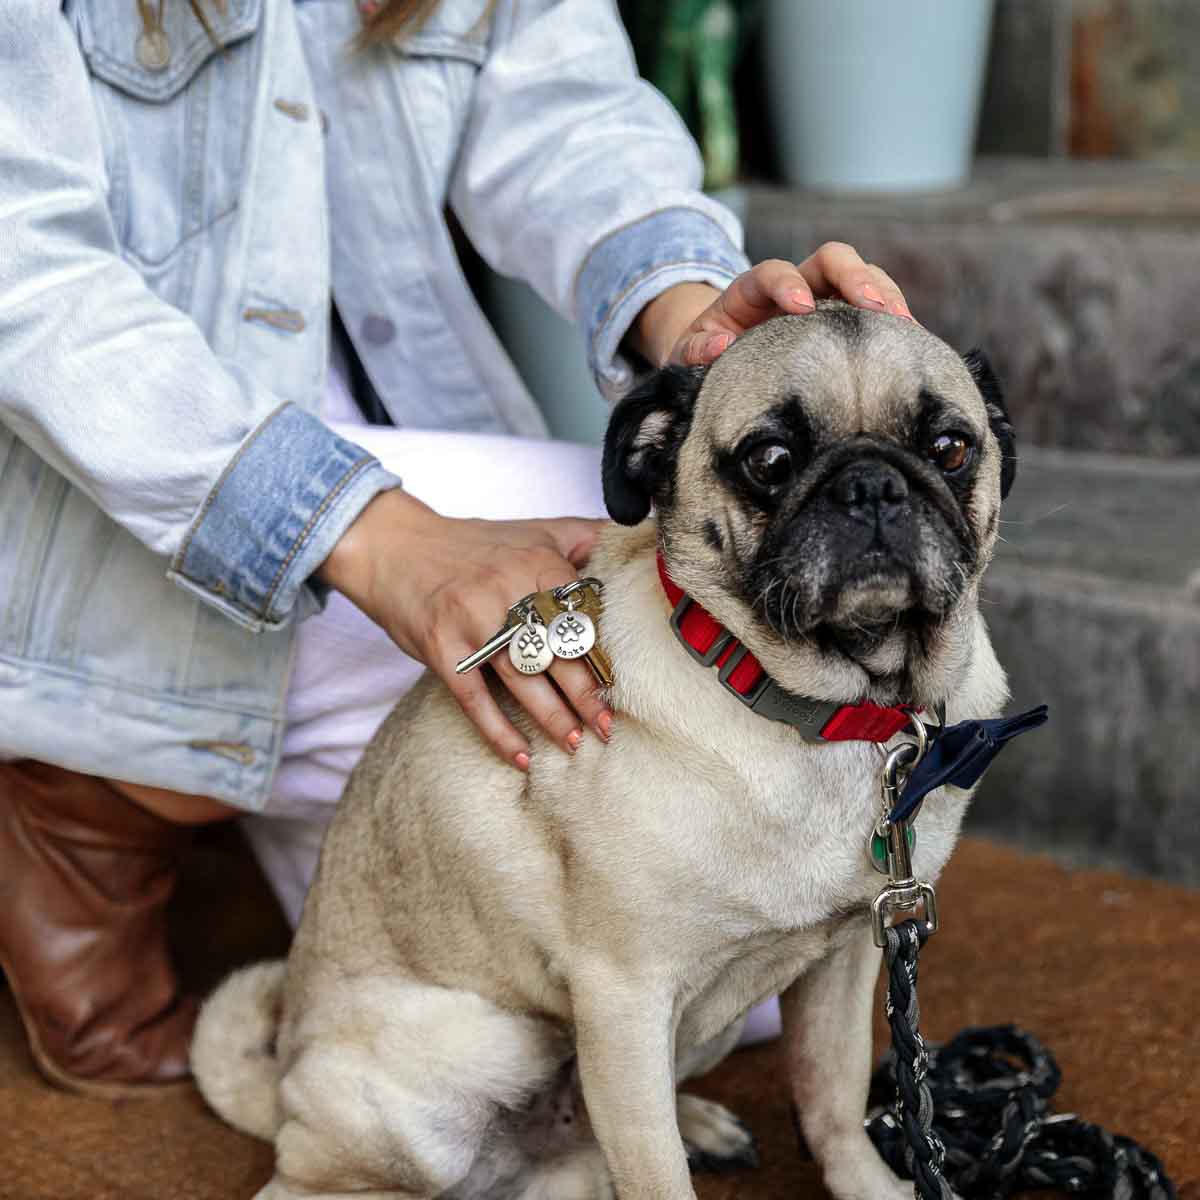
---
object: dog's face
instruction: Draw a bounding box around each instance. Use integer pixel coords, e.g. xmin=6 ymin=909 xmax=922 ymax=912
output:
xmin=602 ymin=304 xmax=1015 ymax=704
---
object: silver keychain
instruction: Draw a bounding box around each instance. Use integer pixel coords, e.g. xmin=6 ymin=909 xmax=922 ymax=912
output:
xmin=455 ymin=579 xmax=605 ymax=676
xmin=546 ymin=593 xmax=596 ymax=660
xmin=508 ymin=609 xmax=554 ymax=675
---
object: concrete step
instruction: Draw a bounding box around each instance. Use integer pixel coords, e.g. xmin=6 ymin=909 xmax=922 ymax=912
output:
xmin=969 ymin=446 xmax=1200 ymax=884
xmin=742 ymin=159 xmax=1200 ymax=457
xmin=740 ymin=164 xmax=1200 ymax=880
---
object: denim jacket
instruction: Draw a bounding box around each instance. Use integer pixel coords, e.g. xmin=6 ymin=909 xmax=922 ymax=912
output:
xmin=0 ymin=0 xmax=748 ymax=808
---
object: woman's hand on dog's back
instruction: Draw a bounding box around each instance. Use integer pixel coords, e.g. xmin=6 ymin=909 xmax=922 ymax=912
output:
xmin=318 ymin=489 xmax=608 ymax=770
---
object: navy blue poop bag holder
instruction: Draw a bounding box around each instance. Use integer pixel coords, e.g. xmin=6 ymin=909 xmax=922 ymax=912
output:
xmin=889 ymin=705 xmax=1049 ymax=824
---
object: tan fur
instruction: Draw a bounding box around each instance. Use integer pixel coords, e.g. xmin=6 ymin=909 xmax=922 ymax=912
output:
xmin=193 ymin=309 xmax=1010 ymax=1200
xmin=192 ymin=961 xmax=286 ymax=1141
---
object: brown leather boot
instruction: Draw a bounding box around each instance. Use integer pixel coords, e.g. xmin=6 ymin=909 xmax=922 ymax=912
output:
xmin=0 ymin=760 xmax=199 ymax=1098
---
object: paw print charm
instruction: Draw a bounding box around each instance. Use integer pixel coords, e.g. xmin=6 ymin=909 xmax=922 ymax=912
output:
xmin=509 ymin=619 xmax=554 ymax=675
xmin=547 ymin=609 xmax=596 ymax=660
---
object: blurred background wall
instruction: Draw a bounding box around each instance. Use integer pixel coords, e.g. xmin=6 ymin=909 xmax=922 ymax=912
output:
xmin=941 ymin=0 xmax=1200 ymax=169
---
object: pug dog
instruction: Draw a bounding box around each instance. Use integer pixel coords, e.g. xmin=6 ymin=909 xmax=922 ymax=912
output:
xmin=192 ymin=303 xmax=1014 ymax=1200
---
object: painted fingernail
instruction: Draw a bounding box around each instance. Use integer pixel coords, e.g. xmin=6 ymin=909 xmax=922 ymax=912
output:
xmin=861 ymin=283 xmax=886 ymax=306
xmin=788 ymin=290 xmax=816 ymax=312
xmin=597 ymin=711 xmax=613 ymax=741
xmin=567 ymin=729 xmax=583 ymax=752
xmin=704 ymin=333 xmax=734 ymax=359
xmin=514 ymin=751 xmax=531 ymax=771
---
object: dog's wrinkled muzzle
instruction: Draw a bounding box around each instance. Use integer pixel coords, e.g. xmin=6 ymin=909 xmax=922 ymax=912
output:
xmin=827 ymin=459 xmax=911 ymax=531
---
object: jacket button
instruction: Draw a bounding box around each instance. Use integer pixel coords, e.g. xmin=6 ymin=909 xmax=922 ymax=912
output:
xmin=362 ymin=315 xmax=395 ymax=345
xmin=273 ymin=98 xmax=311 ymax=123
xmin=135 ymin=29 xmax=171 ymax=71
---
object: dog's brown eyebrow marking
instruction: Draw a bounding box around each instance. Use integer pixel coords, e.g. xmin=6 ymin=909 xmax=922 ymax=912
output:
xmin=914 ymin=387 xmax=979 ymax=439
xmin=910 ymin=387 xmax=975 ymax=460
xmin=915 ymin=386 xmax=950 ymax=427
xmin=765 ymin=395 xmax=814 ymax=448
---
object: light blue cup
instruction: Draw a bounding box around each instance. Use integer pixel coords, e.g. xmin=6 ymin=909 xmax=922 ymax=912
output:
xmin=763 ymin=0 xmax=995 ymax=192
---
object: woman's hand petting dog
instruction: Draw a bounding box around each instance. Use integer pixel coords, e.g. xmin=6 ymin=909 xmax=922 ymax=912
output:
xmin=317 ymin=489 xmax=608 ymax=769
xmin=632 ymin=243 xmax=914 ymax=369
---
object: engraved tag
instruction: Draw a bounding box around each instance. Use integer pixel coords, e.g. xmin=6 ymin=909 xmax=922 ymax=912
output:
xmin=509 ymin=618 xmax=553 ymax=675
xmin=546 ymin=609 xmax=595 ymax=660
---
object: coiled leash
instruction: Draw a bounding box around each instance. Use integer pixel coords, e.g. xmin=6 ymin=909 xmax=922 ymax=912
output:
xmin=865 ymin=711 xmax=1177 ymax=1200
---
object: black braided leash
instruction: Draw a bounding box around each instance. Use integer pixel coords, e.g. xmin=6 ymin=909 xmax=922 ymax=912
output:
xmin=865 ymin=919 xmax=1177 ymax=1200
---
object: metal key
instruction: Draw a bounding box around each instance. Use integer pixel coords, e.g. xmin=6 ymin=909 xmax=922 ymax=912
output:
xmin=454 ymin=622 xmax=521 ymax=675
xmin=454 ymin=592 xmax=538 ymax=675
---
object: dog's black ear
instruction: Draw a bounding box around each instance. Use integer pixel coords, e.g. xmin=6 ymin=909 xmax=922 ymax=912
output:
xmin=602 ymin=365 xmax=705 ymax=525
xmin=963 ymin=349 xmax=1016 ymax=500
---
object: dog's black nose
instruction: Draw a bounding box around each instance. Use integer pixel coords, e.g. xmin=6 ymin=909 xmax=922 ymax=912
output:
xmin=828 ymin=461 xmax=909 ymax=526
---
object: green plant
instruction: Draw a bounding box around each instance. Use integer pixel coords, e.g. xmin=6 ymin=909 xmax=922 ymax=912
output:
xmin=619 ymin=0 xmax=748 ymax=190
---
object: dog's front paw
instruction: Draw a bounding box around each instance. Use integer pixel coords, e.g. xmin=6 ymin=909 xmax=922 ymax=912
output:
xmin=677 ymin=1093 xmax=760 ymax=1174
xmin=821 ymin=1141 xmax=914 ymax=1200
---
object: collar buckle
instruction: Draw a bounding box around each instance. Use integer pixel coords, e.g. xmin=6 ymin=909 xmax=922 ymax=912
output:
xmin=718 ymin=646 xmax=841 ymax=734
xmin=716 ymin=643 xmax=769 ymax=705
xmin=668 ymin=594 xmax=734 ymax=667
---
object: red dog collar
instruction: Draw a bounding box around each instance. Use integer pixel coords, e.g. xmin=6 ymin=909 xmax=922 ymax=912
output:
xmin=656 ymin=553 xmax=917 ymax=742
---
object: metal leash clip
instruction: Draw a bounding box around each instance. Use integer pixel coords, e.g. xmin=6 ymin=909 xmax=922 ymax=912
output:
xmin=870 ymin=713 xmax=940 ymax=947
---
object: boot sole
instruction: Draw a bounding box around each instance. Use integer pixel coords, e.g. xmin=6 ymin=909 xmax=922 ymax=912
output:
xmin=0 ymin=950 xmax=196 ymax=1101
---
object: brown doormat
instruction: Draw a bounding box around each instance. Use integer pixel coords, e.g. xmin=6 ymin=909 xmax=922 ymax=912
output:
xmin=0 ymin=828 xmax=1196 ymax=1200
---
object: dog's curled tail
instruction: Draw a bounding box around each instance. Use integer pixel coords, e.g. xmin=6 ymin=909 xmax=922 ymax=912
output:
xmin=191 ymin=960 xmax=286 ymax=1141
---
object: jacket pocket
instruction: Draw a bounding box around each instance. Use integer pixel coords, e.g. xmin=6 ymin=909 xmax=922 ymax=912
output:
xmin=68 ymin=0 xmax=264 ymax=268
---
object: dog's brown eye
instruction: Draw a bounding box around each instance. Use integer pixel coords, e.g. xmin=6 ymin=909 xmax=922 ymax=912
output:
xmin=928 ymin=433 xmax=972 ymax=473
xmin=743 ymin=442 xmax=793 ymax=489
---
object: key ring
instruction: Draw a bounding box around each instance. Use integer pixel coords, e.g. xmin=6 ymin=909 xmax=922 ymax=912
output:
xmin=506 ymin=591 xmax=539 ymax=620
xmin=553 ymin=577 xmax=603 ymax=605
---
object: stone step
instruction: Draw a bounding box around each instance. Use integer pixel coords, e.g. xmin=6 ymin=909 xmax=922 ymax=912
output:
xmin=968 ymin=446 xmax=1200 ymax=884
xmin=742 ymin=160 xmax=1200 ymax=457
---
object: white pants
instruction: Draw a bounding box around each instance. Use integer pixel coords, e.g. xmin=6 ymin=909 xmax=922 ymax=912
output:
xmin=241 ymin=422 xmax=781 ymax=1045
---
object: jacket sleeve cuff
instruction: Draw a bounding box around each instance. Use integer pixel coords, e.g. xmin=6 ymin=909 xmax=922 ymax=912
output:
xmin=576 ymin=205 xmax=750 ymax=403
xmin=166 ymin=402 xmax=401 ymax=632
